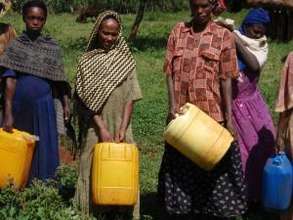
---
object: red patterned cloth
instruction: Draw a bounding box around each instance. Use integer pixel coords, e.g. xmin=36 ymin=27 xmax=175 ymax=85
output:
xmin=164 ymin=21 xmax=238 ymax=122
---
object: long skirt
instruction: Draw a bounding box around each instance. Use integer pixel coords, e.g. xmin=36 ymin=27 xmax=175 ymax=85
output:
xmin=158 ymin=142 xmax=247 ymax=218
xmin=232 ymin=89 xmax=275 ymax=202
xmin=11 ymin=73 xmax=59 ymax=181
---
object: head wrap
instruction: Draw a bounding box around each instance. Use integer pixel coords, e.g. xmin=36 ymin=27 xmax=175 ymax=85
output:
xmin=237 ymin=8 xmax=270 ymax=71
xmin=210 ymin=0 xmax=226 ymax=16
xmin=0 ymin=0 xmax=11 ymax=17
xmin=75 ymin=10 xmax=135 ymax=113
xmin=190 ymin=0 xmax=226 ymax=16
xmin=239 ymin=8 xmax=270 ymax=33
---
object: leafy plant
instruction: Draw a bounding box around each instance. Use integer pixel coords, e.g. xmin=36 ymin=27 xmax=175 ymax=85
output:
xmin=0 ymin=180 xmax=83 ymax=219
xmin=56 ymin=164 xmax=78 ymax=188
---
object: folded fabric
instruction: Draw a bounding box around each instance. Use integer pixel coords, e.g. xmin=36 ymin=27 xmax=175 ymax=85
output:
xmin=234 ymin=29 xmax=268 ymax=69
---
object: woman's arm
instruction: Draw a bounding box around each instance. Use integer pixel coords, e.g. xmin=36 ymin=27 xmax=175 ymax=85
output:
xmin=53 ymin=82 xmax=71 ymax=122
xmin=234 ymin=33 xmax=260 ymax=72
xmin=93 ymin=114 xmax=113 ymax=142
xmin=220 ymin=77 xmax=236 ymax=137
xmin=62 ymin=94 xmax=70 ymax=122
xmin=115 ymin=100 xmax=134 ymax=142
xmin=166 ymin=74 xmax=176 ymax=123
xmin=276 ymin=110 xmax=290 ymax=150
xmin=3 ymin=77 xmax=16 ymax=132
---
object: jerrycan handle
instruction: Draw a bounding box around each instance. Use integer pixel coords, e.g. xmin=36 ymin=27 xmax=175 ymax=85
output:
xmin=176 ymin=103 xmax=192 ymax=117
xmin=272 ymin=158 xmax=282 ymax=166
xmin=272 ymin=152 xmax=286 ymax=166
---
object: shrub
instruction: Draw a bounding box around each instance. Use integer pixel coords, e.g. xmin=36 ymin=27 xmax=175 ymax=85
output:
xmin=56 ymin=164 xmax=78 ymax=188
xmin=0 ymin=180 xmax=83 ymax=219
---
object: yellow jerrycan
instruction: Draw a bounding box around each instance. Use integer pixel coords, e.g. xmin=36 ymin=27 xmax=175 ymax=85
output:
xmin=0 ymin=129 xmax=36 ymax=188
xmin=92 ymin=142 xmax=139 ymax=205
xmin=164 ymin=103 xmax=233 ymax=170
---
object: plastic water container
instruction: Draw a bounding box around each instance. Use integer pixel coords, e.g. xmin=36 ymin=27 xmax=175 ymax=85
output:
xmin=92 ymin=142 xmax=139 ymax=205
xmin=262 ymin=152 xmax=293 ymax=211
xmin=0 ymin=129 xmax=36 ymax=188
xmin=163 ymin=103 xmax=233 ymax=170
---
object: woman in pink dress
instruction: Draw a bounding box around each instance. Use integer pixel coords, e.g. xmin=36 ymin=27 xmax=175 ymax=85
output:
xmin=231 ymin=8 xmax=276 ymax=205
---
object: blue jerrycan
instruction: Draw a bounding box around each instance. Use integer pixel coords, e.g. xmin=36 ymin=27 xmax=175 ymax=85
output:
xmin=262 ymin=152 xmax=293 ymax=211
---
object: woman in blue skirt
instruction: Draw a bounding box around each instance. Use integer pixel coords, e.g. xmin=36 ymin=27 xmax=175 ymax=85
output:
xmin=0 ymin=0 xmax=70 ymax=181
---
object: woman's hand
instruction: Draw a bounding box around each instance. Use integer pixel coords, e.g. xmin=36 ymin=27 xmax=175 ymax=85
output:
xmin=2 ymin=111 xmax=14 ymax=132
xmin=93 ymin=114 xmax=113 ymax=142
xmin=63 ymin=104 xmax=70 ymax=123
xmin=215 ymin=20 xmax=234 ymax=32
xmin=99 ymin=127 xmax=113 ymax=142
xmin=115 ymin=129 xmax=126 ymax=142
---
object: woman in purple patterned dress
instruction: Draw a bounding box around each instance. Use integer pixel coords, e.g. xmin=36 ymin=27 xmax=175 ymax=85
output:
xmin=231 ymin=8 xmax=276 ymax=205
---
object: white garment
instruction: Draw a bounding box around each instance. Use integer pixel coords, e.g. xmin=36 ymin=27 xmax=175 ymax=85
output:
xmin=234 ymin=30 xmax=268 ymax=68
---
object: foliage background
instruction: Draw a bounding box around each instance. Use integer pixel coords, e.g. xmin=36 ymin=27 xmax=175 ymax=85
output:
xmin=11 ymin=0 xmax=189 ymax=13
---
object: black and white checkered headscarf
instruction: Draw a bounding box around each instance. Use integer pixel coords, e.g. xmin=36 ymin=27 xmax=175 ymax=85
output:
xmin=75 ymin=10 xmax=136 ymax=113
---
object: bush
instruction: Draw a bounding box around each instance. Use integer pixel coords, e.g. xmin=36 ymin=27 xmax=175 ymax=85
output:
xmin=56 ymin=164 xmax=78 ymax=188
xmin=0 ymin=180 xmax=82 ymax=219
xmin=56 ymin=165 xmax=78 ymax=201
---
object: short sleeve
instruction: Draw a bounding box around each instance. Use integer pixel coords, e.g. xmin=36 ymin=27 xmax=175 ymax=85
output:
xmin=1 ymin=69 xmax=17 ymax=78
xmin=219 ymin=29 xmax=238 ymax=79
xmin=163 ymin=28 xmax=176 ymax=75
xmin=126 ymin=69 xmax=142 ymax=102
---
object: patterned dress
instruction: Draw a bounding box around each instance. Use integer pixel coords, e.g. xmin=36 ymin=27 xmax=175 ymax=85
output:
xmin=232 ymin=70 xmax=275 ymax=203
xmin=158 ymin=21 xmax=247 ymax=218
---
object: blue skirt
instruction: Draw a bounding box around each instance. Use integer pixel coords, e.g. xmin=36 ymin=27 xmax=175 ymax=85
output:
xmin=9 ymin=72 xmax=59 ymax=181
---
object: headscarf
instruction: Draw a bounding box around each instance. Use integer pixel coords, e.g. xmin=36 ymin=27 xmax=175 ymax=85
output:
xmin=237 ymin=8 xmax=270 ymax=71
xmin=75 ymin=10 xmax=136 ymax=113
xmin=239 ymin=8 xmax=271 ymax=35
xmin=275 ymin=52 xmax=293 ymax=113
xmin=190 ymin=0 xmax=226 ymax=17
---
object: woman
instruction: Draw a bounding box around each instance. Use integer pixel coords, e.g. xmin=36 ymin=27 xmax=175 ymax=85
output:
xmin=74 ymin=10 xmax=142 ymax=219
xmin=158 ymin=0 xmax=247 ymax=219
xmin=231 ymin=8 xmax=275 ymax=205
xmin=0 ymin=0 xmax=70 ymax=181
xmin=276 ymin=52 xmax=293 ymax=220
xmin=0 ymin=0 xmax=16 ymax=122
xmin=276 ymin=52 xmax=293 ymax=159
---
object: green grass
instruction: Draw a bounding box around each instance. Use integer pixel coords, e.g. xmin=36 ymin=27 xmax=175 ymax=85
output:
xmin=2 ymin=9 xmax=293 ymax=220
